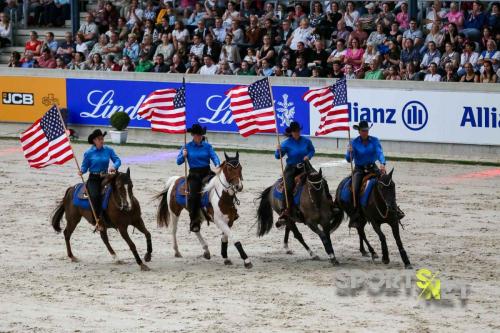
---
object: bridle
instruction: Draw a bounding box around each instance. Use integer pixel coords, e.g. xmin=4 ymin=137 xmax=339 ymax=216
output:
xmin=373 ymin=177 xmax=395 ymax=219
xmin=215 ymin=160 xmax=242 ymax=205
xmin=110 ymin=175 xmax=134 ymax=212
xmin=307 ymin=173 xmax=324 ymax=206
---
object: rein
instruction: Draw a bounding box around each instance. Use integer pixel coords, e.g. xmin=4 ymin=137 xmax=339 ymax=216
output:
xmin=214 ymin=169 xmax=241 ymax=206
xmin=307 ymin=175 xmax=324 ymax=206
xmin=373 ymin=181 xmax=390 ymax=219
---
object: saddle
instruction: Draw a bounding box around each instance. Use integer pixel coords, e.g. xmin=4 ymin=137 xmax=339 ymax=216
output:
xmin=340 ymin=173 xmax=378 ymax=208
xmin=76 ymin=183 xmax=109 ymax=200
xmin=276 ymin=173 xmax=306 ymax=194
xmin=73 ymin=183 xmax=113 ymax=211
xmin=175 ymin=177 xmax=211 ymax=208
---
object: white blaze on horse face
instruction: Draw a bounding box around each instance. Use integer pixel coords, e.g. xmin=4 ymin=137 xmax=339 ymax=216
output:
xmin=124 ymin=183 xmax=132 ymax=210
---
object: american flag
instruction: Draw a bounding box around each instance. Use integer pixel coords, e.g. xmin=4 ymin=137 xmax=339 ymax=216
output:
xmin=302 ymin=78 xmax=350 ymax=136
xmin=20 ymin=105 xmax=74 ymax=169
xmin=137 ymin=84 xmax=186 ymax=134
xmin=225 ymin=77 xmax=277 ymax=137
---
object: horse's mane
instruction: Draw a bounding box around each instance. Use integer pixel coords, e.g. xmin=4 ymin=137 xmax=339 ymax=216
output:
xmin=202 ymin=163 xmax=224 ymax=193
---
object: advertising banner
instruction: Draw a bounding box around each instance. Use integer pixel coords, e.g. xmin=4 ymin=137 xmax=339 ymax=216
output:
xmin=66 ymin=78 xmax=311 ymax=135
xmin=0 ymin=76 xmax=67 ymax=122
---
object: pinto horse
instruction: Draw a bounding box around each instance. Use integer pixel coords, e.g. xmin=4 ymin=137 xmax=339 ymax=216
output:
xmin=335 ymin=169 xmax=412 ymax=269
xmin=256 ymin=161 xmax=344 ymax=265
xmin=155 ymin=152 xmax=252 ymax=268
xmin=51 ymin=169 xmax=152 ymax=271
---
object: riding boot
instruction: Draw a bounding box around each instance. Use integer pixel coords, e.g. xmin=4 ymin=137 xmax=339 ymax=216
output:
xmin=190 ymin=218 xmax=201 ymax=233
xmin=276 ymin=207 xmax=290 ymax=228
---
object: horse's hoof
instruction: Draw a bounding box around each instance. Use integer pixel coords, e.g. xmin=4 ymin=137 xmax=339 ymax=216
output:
xmin=285 ymin=249 xmax=294 ymax=255
xmin=70 ymin=256 xmax=79 ymax=263
xmin=405 ymin=264 xmax=413 ymax=270
xmin=311 ymin=255 xmax=321 ymax=261
xmin=174 ymin=252 xmax=182 ymax=258
xmin=140 ymin=264 xmax=150 ymax=271
xmin=224 ymin=259 xmax=233 ymax=265
xmin=203 ymin=251 xmax=211 ymax=260
xmin=330 ymin=258 xmax=340 ymax=266
xmin=371 ymin=253 xmax=379 ymax=259
xmin=244 ymin=262 xmax=253 ymax=269
xmin=361 ymin=252 xmax=370 ymax=257
xmin=144 ymin=253 xmax=152 ymax=262
xmin=382 ymin=258 xmax=390 ymax=265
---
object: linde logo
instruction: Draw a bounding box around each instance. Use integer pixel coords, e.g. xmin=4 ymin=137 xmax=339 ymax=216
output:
xmin=2 ymin=92 xmax=34 ymax=105
xmin=348 ymin=101 xmax=429 ymax=131
xmin=79 ymin=90 xmax=147 ymax=120
xmin=460 ymin=106 xmax=499 ymax=128
xmin=198 ymin=94 xmax=233 ymax=125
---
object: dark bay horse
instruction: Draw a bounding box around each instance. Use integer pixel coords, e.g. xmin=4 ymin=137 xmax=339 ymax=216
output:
xmin=51 ymin=169 xmax=152 ymax=271
xmin=335 ymin=169 xmax=412 ymax=269
xmin=257 ymin=162 xmax=344 ymax=264
xmin=155 ymin=152 xmax=253 ymax=268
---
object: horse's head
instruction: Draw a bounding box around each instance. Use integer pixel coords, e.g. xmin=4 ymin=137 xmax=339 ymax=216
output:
xmin=103 ymin=168 xmax=134 ymax=212
xmin=306 ymin=166 xmax=326 ymax=207
xmin=221 ymin=151 xmax=243 ymax=193
xmin=377 ymin=168 xmax=399 ymax=218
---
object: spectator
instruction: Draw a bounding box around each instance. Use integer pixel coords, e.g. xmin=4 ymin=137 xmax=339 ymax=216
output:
xmin=290 ymin=4 xmax=307 ymax=29
xmin=462 ymin=1 xmax=487 ymax=41
xmin=328 ymin=38 xmax=347 ymax=64
xmin=423 ymin=62 xmax=441 ymax=81
xmin=237 ymin=60 xmax=256 ymax=75
xmin=101 ymin=1 xmax=119 ymax=33
xmin=37 ymin=48 xmax=56 ymax=68
xmin=239 ymin=0 xmax=254 ymax=21
xmin=331 ymin=20 xmax=350 ymax=46
xmin=446 ymin=2 xmax=464 ymax=30
xmin=423 ymin=0 xmax=447 ymax=32
xmin=362 ymin=42 xmax=379 ymax=71
xmin=400 ymin=38 xmax=420 ymax=70
xmin=89 ymin=53 xmax=105 ymax=70
xmin=135 ymin=52 xmax=153 ymax=72
xmin=245 ymin=15 xmax=261 ymax=47
xmin=310 ymin=40 xmax=328 ymax=69
xmin=187 ymin=2 xmax=206 ymax=27
xmin=292 ymin=56 xmax=311 ymax=77
xmin=276 ymin=19 xmax=293 ymax=46
xmin=104 ymin=54 xmax=121 ymax=71
xmin=441 ymin=62 xmax=459 ymax=82
xmin=103 ymin=31 xmax=123 ymax=59
xmin=25 ymin=31 xmax=43 ymax=56
xmin=326 ymin=2 xmax=343 ymax=33
xmin=122 ymin=33 xmax=140 ymax=63
xmin=89 ymin=34 xmax=109 ymax=58
xmin=230 ymin=20 xmax=244 ymax=45
xmin=396 ymin=2 xmax=410 ymax=30
xmin=308 ymin=1 xmax=325 ymax=29
xmin=256 ymin=34 xmax=275 ymax=67
xmin=311 ymin=66 xmax=322 ymax=78
xmin=149 ymin=54 xmax=169 ymax=73
xmin=330 ymin=61 xmax=344 ymax=79
xmin=439 ymin=42 xmax=460 ymax=71
xmin=479 ymin=60 xmax=498 ymax=83
xmin=344 ymin=63 xmax=357 ymax=79
xmin=402 ymin=62 xmax=418 ymax=81
xmin=143 ymin=19 xmax=159 ymax=43
xmin=359 ymin=2 xmax=377 ymax=32
xmin=42 ymin=32 xmax=58 ymax=54
xmin=243 ymin=47 xmax=257 ymax=66
xmin=121 ymin=55 xmax=135 ymax=71
xmin=364 ymin=59 xmax=384 ymax=80
xmin=460 ymin=63 xmax=479 ymax=82
xmin=55 ymin=56 xmax=66 ymax=69
xmin=78 ymin=13 xmax=99 ymax=47
xmin=117 ymin=17 xmax=129 ymax=40
xmin=199 ymin=54 xmax=218 ymax=74
xmin=458 ymin=41 xmax=479 ymax=76
xmin=186 ymin=56 xmax=201 ymax=74
xmin=7 ymin=50 xmax=21 ymax=67
xmin=142 ymin=0 xmax=157 ymax=22
xmin=382 ymin=39 xmax=401 ymax=70
xmin=211 ymin=17 xmax=227 ymax=43
xmin=443 ymin=23 xmax=459 ymax=47
xmin=423 ymin=23 xmax=444 ymax=52
xmin=386 ymin=65 xmax=402 ymax=80
xmin=420 ymin=41 xmax=441 ymax=72
xmin=56 ymin=31 xmax=74 ymax=64
xmin=0 ymin=13 xmax=11 ymax=48
xmin=194 ymin=20 xmax=209 ymax=40
xmin=256 ymin=58 xmax=272 ymax=76
xmin=387 ymin=22 xmax=402 ymax=45
xmin=349 ymin=21 xmax=368 ymax=48
xmin=367 ymin=23 xmax=386 ymax=47
xmin=344 ymin=1 xmax=360 ymax=30
xmin=75 ymin=32 xmax=89 ymax=58
xmin=279 ymin=57 xmax=293 ymax=77
xmin=376 ymin=2 xmax=395 ymax=30
xmin=67 ymin=52 xmax=87 ymax=70
xmin=202 ymin=33 xmax=221 ymax=62
xmin=344 ymin=37 xmax=364 ymax=73
xmin=172 ymin=21 xmax=189 ymax=49
xmin=478 ymin=39 xmax=499 ymax=73
xmin=169 ymin=53 xmax=186 ymax=73
xmin=222 ymin=1 xmax=239 ymax=30
xmin=125 ymin=0 xmax=143 ymax=29
xmin=287 ymin=18 xmax=313 ymax=50
xmin=154 ymin=33 xmax=174 ymax=65
xmin=403 ymin=19 xmax=424 ymax=48
xmin=261 ymin=18 xmax=277 ymax=44
xmin=219 ymin=33 xmax=240 ymax=70
xmin=488 ymin=3 xmax=499 ymax=31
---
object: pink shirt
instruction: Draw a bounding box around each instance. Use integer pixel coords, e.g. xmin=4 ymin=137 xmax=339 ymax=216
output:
xmin=345 ymin=48 xmax=365 ymax=71
xmin=446 ymin=11 xmax=464 ymax=28
xmin=396 ymin=12 xmax=409 ymax=30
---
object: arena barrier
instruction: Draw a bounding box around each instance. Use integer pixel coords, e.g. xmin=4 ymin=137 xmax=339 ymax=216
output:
xmin=1 ymin=69 xmax=499 ymax=161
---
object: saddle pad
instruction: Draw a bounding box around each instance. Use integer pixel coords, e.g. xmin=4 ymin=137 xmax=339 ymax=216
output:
xmin=272 ymin=178 xmax=303 ymax=206
xmin=175 ymin=178 xmax=210 ymax=208
xmin=360 ymin=178 xmax=376 ymax=207
xmin=73 ymin=183 xmax=112 ymax=211
xmin=340 ymin=177 xmax=376 ymax=207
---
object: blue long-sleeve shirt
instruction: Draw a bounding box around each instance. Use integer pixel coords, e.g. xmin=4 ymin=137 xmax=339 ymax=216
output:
xmin=345 ymin=136 xmax=386 ymax=167
xmin=275 ymin=136 xmax=315 ymax=166
xmin=81 ymin=145 xmax=121 ymax=174
xmin=177 ymin=141 xmax=220 ymax=168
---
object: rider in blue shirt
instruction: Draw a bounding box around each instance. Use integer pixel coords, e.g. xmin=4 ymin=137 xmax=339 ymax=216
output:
xmin=345 ymin=121 xmax=386 ymax=227
xmin=177 ymin=124 xmax=220 ymax=232
xmin=275 ymin=121 xmax=315 ymax=225
xmin=78 ymin=129 xmax=121 ymax=231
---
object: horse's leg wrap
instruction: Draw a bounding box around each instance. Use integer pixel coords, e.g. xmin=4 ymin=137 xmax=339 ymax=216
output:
xmin=221 ymin=240 xmax=228 ymax=259
xmin=234 ymin=241 xmax=248 ymax=260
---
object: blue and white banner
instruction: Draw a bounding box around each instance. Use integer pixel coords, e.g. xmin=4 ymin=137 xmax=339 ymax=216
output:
xmin=66 ymin=78 xmax=311 ymax=135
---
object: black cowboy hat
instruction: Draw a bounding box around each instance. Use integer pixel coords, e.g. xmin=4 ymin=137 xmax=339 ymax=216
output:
xmin=187 ymin=124 xmax=207 ymax=135
xmin=353 ymin=121 xmax=373 ymax=131
xmin=88 ymin=129 xmax=107 ymax=144
xmin=285 ymin=121 xmax=302 ymax=134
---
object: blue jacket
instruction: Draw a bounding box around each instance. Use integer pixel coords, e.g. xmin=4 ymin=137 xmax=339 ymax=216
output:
xmin=275 ymin=136 xmax=315 ymax=166
xmin=346 ymin=136 xmax=386 ymax=167
xmin=81 ymin=145 xmax=121 ymax=174
xmin=177 ymin=141 xmax=220 ymax=168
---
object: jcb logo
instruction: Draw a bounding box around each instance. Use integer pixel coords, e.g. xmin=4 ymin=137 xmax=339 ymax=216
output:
xmin=2 ymin=92 xmax=34 ymax=105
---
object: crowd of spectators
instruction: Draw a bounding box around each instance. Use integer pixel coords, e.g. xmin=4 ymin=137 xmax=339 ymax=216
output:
xmin=1 ymin=0 xmax=499 ymax=83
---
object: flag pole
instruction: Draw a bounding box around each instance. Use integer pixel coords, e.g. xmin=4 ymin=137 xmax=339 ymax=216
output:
xmin=347 ymin=127 xmax=356 ymax=208
xmin=266 ymin=78 xmax=290 ymax=210
xmin=53 ymin=104 xmax=102 ymax=231
xmin=182 ymin=77 xmax=188 ymax=209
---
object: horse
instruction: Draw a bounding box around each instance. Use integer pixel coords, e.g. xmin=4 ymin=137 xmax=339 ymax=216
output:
xmin=256 ymin=161 xmax=344 ymax=265
xmin=51 ymin=168 xmax=152 ymax=271
xmin=335 ymin=169 xmax=412 ymax=269
xmin=155 ymin=152 xmax=252 ymax=269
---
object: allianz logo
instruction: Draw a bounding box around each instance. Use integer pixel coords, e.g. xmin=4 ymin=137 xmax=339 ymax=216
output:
xmin=460 ymin=106 xmax=499 ymax=128
xmin=349 ymin=101 xmax=428 ymax=131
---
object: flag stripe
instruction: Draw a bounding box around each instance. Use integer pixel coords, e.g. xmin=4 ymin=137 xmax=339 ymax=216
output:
xmin=138 ymin=87 xmax=186 ymax=133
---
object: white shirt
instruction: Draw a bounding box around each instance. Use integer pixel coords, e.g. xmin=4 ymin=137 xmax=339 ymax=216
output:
xmin=424 ymin=73 xmax=441 ymax=82
xmin=289 ymin=26 xmax=314 ymax=50
xmin=199 ymin=64 xmax=219 ymax=75
xmin=460 ymin=51 xmax=479 ymax=68
xmin=172 ymin=29 xmax=189 ymax=43
xmin=189 ymin=43 xmax=205 ymax=58
xmin=344 ymin=11 xmax=359 ymax=28
xmin=126 ymin=8 xmax=143 ymax=26
xmin=425 ymin=9 xmax=447 ymax=31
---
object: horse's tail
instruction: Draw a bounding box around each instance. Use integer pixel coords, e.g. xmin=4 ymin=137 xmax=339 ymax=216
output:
xmin=257 ymin=186 xmax=274 ymax=237
xmin=51 ymin=187 xmax=71 ymax=233
xmin=155 ymin=176 xmax=177 ymax=228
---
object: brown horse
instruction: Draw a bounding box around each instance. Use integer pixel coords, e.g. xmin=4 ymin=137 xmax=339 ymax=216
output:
xmin=51 ymin=168 xmax=152 ymax=271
